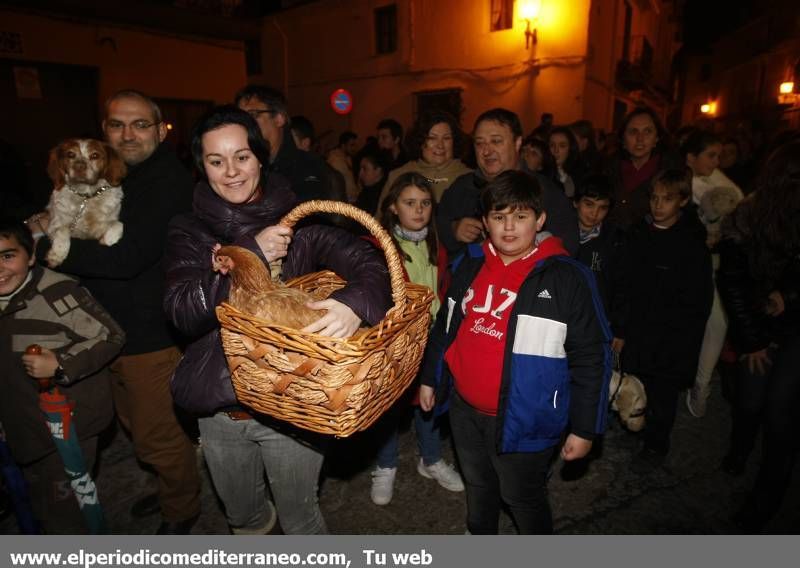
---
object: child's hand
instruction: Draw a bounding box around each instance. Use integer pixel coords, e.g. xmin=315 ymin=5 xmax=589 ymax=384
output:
xmin=419 ymin=385 xmax=436 ymax=412
xmin=21 ymin=348 xmax=59 ymax=379
xmin=453 ymin=218 xmax=484 ymax=244
xmin=561 ymin=434 xmax=592 ymax=461
xmin=765 ymin=291 xmax=785 ymax=317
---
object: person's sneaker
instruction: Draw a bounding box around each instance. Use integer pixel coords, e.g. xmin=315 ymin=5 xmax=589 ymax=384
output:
xmin=417 ymin=459 xmax=465 ymax=492
xmin=686 ymin=385 xmax=707 ymax=418
xmin=370 ymin=467 xmax=397 ymax=505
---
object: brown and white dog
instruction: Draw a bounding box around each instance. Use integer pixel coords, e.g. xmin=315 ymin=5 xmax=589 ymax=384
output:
xmin=609 ymin=370 xmax=647 ymax=432
xmin=45 ymin=139 xmax=126 ymax=267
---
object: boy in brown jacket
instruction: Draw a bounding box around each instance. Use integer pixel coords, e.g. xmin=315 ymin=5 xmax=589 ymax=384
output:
xmin=0 ymin=219 xmax=124 ymax=533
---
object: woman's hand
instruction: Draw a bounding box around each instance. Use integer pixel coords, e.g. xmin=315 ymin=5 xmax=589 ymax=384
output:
xmin=765 ymin=291 xmax=785 ymax=317
xmin=255 ymin=225 xmax=293 ymax=263
xmin=419 ymin=385 xmax=436 ymax=412
xmin=302 ymin=299 xmax=362 ymax=339
xmin=561 ymin=434 xmax=592 ymax=461
xmin=611 ymin=337 xmax=625 ymax=354
xmin=742 ymin=348 xmax=772 ymax=376
xmin=21 ymin=348 xmax=59 ymax=379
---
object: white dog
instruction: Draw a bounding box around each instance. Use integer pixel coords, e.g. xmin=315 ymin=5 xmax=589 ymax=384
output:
xmin=609 ymin=370 xmax=647 ymax=432
xmin=44 ymin=139 xmax=126 ymax=267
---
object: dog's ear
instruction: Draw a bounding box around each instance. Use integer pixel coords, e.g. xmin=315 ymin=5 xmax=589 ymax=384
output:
xmin=102 ymin=143 xmax=127 ymax=186
xmin=46 ymin=144 xmax=66 ymax=188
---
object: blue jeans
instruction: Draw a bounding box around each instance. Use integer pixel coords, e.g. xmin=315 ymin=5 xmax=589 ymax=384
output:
xmin=450 ymin=392 xmax=555 ymax=535
xmin=376 ymin=405 xmax=442 ymax=469
xmin=198 ymin=413 xmax=328 ymax=534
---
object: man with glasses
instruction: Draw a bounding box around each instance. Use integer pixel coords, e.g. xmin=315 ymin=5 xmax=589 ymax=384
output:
xmin=34 ymin=89 xmax=201 ymax=534
xmin=235 ymin=85 xmax=331 ymax=203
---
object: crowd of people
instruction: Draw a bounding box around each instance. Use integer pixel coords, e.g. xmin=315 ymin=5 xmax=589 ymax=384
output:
xmin=0 ymin=85 xmax=797 ymax=535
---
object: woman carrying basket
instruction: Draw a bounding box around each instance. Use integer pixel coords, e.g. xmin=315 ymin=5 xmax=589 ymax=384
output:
xmin=163 ymin=105 xmax=392 ymax=535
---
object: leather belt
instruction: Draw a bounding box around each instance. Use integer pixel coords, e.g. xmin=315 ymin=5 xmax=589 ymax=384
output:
xmin=223 ymin=410 xmax=253 ymax=421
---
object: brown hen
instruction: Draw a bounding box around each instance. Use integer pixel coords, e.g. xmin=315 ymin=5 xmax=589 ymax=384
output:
xmin=213 ymin=245 xmax=325 ymax=329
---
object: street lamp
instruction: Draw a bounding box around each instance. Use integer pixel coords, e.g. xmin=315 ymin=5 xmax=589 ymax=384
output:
xmin=519 ymin=0 xmax=542 ymax=48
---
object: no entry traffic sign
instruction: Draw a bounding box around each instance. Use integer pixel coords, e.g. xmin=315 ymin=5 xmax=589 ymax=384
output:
xmin=330 ymin=88 xmax=353 ymax=115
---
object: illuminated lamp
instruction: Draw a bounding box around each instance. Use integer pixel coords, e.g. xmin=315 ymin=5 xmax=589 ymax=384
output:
xmin=779 ymin=81 xmax=794 ymax=94
xmin=166 ymin=123 xmax=174 ymax=130
xmin=700 ymin=101 xmax=717 ymax=115
xmin=519 ymin=0 xmax=542 ymax=49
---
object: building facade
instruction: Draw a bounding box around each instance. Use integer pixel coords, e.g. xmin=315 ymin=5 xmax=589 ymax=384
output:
xmin=253 ymin=0 xmax=682 ymax=146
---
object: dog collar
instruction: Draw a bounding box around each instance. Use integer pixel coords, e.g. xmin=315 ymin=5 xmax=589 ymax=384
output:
xmin=67 ymin=184 xmax=112 ymax=231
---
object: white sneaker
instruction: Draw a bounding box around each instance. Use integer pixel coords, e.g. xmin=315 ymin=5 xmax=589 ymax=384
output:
xmin=417 ymin=459 xmax=465 ymax=492
xmin=686 ymin=385 xmax=707 ymax=418
xmin=370 ymin=467 xmax=397 ymax=505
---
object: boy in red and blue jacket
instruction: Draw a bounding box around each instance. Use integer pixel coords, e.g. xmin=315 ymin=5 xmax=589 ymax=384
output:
xmin=420 ymin=170 xmax=611 ymax=534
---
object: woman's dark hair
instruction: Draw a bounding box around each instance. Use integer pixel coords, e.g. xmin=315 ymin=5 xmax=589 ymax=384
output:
xmin=741 ymin=139 xmax=800 ymax=289
xmin=570 ymin=119 xmax=597 ymax=153
xmin=407 ymin=110 xmax=465 ymax=161
xmin=681 ymin=130 xmax=722 ymax=160
xmin=190 ymin=105 xmax=270 ymax=179
xmin=548 ymin=126 xmax=583 ymax=178
xmin=0 ymin=217 xmax=33 ymax=256
xmin=379 ymin=172 xmax=438 ymax=266
xmin=480 ymin=170 xmax=544 ymax=216
xmin=617 ymin=106 xmax=670 ymax=159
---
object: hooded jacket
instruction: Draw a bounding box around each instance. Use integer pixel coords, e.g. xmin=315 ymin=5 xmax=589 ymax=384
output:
xmin=420 ymin=236 xmax=611 ymax=454
xmin=0 ymin=266 xmax=124 ymax=464
xmin=163 ymin=172 xmax=392 ymax=415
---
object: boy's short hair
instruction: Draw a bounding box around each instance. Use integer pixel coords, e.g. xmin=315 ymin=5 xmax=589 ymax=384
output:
xmin=480 ymin=170 xmax=544 ymax=216
xmin=0 ymin=218 xmax=34 ymax=256
xmin=650 ymin=168 xmax=692 ymax=200
xmin=575 ymin=174 xmax=614 ymax=205
xmin=377 ymin=119 xmax=403 ymax=141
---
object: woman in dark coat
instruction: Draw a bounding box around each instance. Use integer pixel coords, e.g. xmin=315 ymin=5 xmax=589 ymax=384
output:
xmin=163 ymin=106 xmax=392 ymax=534
xmin=604 ymin=106 xmax=681 ymax=230
xmin=716 ymin=139 xmax=800 ymax=532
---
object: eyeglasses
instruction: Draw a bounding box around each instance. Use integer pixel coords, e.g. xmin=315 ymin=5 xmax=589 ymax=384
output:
xmin=246 ymin=109 xmax=276 ymax=119
xmin=105 ymin=120 xmax=161 ymax=132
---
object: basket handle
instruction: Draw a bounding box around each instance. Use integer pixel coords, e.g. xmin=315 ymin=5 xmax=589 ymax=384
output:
xmin=279 ymin=200 xmax=407 ymax=307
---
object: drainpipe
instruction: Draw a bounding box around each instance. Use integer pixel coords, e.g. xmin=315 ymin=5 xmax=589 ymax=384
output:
xmin=272 ymin=17 xmax=289 ymax=97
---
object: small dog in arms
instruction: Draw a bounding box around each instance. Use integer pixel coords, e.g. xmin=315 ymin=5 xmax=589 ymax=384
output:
xmin=43 ymin=139 xmax=126 ymax=267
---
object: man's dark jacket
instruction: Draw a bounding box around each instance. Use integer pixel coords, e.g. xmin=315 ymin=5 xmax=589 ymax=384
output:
xmin=271 ymin=129 xmax=332 ymax=203
xmin=436 ymin=167 xmax=579 ymax=260
xmin=37 ymin=144 xmax=193 ymax=355
xmin=163 ymin=173 xmax=392 ymax=415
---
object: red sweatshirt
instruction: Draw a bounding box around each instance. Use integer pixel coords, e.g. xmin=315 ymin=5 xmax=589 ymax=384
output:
xmin=444 ymin=236 xmax=568 ymax=415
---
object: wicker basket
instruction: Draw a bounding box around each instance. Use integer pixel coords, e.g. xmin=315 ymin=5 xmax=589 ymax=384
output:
xmin=216 ymin=200 xmax=434 ymax=437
